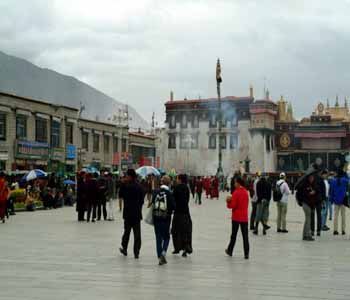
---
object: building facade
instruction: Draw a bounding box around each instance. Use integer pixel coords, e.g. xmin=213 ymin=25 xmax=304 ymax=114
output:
xmin=0 ymin=92 xmax=130 ymax=174
xmin=276 ymin=96 xmax=350 ymax=172
xmin=161 ymin=91 xmax=276 ymax=175
xmin=77 ymin=118 xmax=129 ymax=171
xmin=129 ymin=132 xmax=157 ymax=169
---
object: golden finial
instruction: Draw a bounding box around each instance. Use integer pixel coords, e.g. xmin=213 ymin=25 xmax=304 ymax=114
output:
xmin=336 ymin=95 xmax=339 ymax=107
xmin=216 ymin=59 xmax=222 ymax=83
xmin=326 ymin=98 xmax=330 ymax=109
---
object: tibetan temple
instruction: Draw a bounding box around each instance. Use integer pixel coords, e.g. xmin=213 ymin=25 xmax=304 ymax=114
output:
xmin=276 ymin=96 xmax=350 ymax=172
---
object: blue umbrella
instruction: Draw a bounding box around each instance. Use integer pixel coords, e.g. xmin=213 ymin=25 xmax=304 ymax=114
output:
xmin=136 ymin=166 xmax=160 ymax=177
xmin=81 ymin=167 xmax=100 ymax=175
xmin=63 ymin=179 xmax=76 ymax=185
xmin=22 ymin=169 xmax=47 ymax=182
xmin=157 ymin=168 xmax=166 ymax=175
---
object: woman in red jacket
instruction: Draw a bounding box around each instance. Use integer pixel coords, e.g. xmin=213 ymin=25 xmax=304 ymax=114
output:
xmin=225 ymin=176 xmax=249 ymax=259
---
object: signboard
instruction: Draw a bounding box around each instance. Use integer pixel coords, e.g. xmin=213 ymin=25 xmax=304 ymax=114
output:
xmin=51 ymin=148 xmax=65 ymax=161
xmin=16 ymin=141 xmax=49 ymax=160
xmin=66 ymin=144 xmax=76 ymax=159
xmin=121 ymin=152 xmax=133 ymax=169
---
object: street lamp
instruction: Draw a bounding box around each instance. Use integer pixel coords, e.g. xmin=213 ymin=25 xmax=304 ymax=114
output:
xmin=216 ymin=59 xmax=224 ymax=180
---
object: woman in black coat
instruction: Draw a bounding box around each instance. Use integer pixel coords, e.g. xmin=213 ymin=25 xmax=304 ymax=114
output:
xmin=171 ymin=174 xmax=193 ymax=257
xmin=76 ymin=173 xmax=87 ymax=222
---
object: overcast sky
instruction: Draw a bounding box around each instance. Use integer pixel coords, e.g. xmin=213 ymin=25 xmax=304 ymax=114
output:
xmin=1 ymin=0 xmax=350 ymax=123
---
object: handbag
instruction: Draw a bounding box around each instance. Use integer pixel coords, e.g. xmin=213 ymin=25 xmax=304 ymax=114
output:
xmin=144 ymin=205 xmax=154 ymax=226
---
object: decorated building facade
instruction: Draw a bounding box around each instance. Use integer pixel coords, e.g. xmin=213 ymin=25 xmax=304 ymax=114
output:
xmin=276 ymin=96 xmax=350 ymax=172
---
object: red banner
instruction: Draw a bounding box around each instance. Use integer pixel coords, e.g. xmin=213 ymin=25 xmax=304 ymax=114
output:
xmin=113 ymin=153 xmax=119 ymax=165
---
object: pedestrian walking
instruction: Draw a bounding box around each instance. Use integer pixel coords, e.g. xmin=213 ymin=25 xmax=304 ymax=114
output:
xmin=76 ymin=172 xmax=87 ymax=222
xmin=254 ymin=175 xmax=272 ymax=235
xmin=310 ymin=173 xmax=323 ymax=236
xmin=320 ymin=170 xmax=331 ymax=231
xmin=106 ymin=173 xmax=116 ymax=221
xmin=119 ymin=169 xmax=145 ymax=259
xmin=330 ymin=170 xmax=349 ymax=235
xmin=195 ymin=176 xmax=203 ymax=205
xmin=296 ymin=174 xmax=319 ymax=241
xmin=86 ymin=173 xmax=98 ymax=223
xmin=97 ymin=174 xmax=107 ymax=221
xmin=225 ymin=176 xmax=249 ymax=259
xmin=171 ymin=174 xmax=193 ymax=257
xmin=151 ymin=175 xmax=175 ymax=265
xmin=250 ymin=173 xmax=260 ymax=230
xmin=0 ymin=173 xmax=9 ymax=223
xmin=275 ymin=173 xmax=290 ymax=233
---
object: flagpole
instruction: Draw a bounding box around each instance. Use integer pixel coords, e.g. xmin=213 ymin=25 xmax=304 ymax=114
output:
xmin=216 ymin=59 xmax=223 ymax=181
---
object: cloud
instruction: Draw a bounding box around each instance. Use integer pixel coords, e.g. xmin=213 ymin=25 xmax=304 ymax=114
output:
xmin=1 ymin=0 xmax=350 ymax=122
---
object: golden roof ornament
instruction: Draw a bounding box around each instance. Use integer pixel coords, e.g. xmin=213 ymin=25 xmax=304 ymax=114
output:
xmin=335 ymin=94 xmax=339 ymax=107
xmin=326 ymin=98 xmax=330 ymax=109
xmin=216 ymin=59 xmax=222 ymax=83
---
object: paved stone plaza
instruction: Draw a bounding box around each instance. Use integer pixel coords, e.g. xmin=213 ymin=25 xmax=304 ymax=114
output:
xmin=2 ymin=194 xmax=350 ymax=300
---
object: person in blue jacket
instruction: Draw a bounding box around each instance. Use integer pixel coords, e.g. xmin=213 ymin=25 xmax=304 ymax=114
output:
xmin=329 ymin=170 xmax=349 ymax=235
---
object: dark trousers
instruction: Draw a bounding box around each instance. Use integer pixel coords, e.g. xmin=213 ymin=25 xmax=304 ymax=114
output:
xmin=121 ymin=220 xmax=141 ymax=256
xmin=227 ymin=221 xmax=249 ymax=256
xmin=154 ymin=218 xmax=171 ymax=258
xmin=250 ymin=202 xmax=257 ymax=230
xmin=77 ymin=210 xmax=85 ymax=221
xmin=196 ymin=192 xmax=202 ymax=204
xmin=311 ymin=202 xmax=322 ymax=233
xmin=86 ymin=203 xmax=97 ymax=221
xmin=97 ymin=199 xmax=107 ymax=220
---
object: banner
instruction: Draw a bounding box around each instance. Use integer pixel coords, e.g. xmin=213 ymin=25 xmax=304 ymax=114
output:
xmin=16 ymin=141 xmax=49 ymax=160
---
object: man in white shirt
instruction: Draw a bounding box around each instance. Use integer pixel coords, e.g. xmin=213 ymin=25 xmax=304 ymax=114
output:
xmin=276 ymin=173 xmax=291 ymax=233
xmin=321 ymin=170 xmax=331 ymax=231
xmin=250 ymin=172 xmax=260 ymax=230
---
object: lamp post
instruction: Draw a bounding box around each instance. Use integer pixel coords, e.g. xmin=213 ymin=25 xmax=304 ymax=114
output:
xmin=216 ymin=59 xmax=224 ymax=180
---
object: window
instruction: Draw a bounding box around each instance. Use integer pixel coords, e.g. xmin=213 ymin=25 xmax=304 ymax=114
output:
xmin=168 ymin=134 xmax=176 ymax=149
xmin=93 ymin=134 xmax=100 ymax=153
xmin=209 ymin=134 xmax=216 ymax=149
xmin=122 ymin=138 xmax=127 ymax=152
xmin=209 ymin=113 xmax=217 ymax=128
xmin=51 ymin=120 xmax=60 ymax=148
xmin=180 ymin=134 xmax=188 ymax=149
xmin=230 ymin=134 xmax=238 ymax=149
xmin=113 ymin=137 xmax=119 ymax=153
xmin=35 ymin=118 xmax=47 ymax=143
xmin=219 ymin=135 xmax=227 ymax=149
xmin=82 ymin=131 xmax=89 ymax=150
xmin=169 ymin=114 xmax=176 ymax=129
xmin=191 ymin=134 xmax=198 ymax=149
xmin=104 ymin=136 xmax=110 ymax=153
xmin=231 ymin=116 xmax=238 ymax=128
xmin=16 ymin=115 xmax=27 ymax=139
xmin=66 ymin=123 xmax=74 ymax=144
xmin=192 ymin=114 xmax=199 ymax=128
xmin=0 ymin=113 xmax=6 ymax=141
xmin=181 ymin=114 xmax=187 ymax=129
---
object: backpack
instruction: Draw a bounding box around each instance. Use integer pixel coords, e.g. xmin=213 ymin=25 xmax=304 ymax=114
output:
xmin=153 ymin=190 xmax=168 ymax=218
xmin=273 ymin=182 xmax=283 ymax=202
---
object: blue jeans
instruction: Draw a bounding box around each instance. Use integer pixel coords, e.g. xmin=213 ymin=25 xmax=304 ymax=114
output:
xmin=154 ymin=218 xmax=171 ymax=258
xmin=321 ymin=198 xmax=332 ymax=227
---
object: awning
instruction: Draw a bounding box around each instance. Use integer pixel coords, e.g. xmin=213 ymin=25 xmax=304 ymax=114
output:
xmin=36 ymin=113 xmax=50 ymax=120
xmin=0 ymin=106 xmax=11 ymax=113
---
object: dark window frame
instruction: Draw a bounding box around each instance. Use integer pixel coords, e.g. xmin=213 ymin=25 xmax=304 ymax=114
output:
xmin=51 ymin=120 xmax=61 ymax=148
xmin=82 ymin=131 xmax=89 ymax=150
xmin=93 ymin=134 xmax=100 ymax=153
xmin=16 ymin=114 xmax=27 ymax=140
xmin=168 ymin=134 xmax=176 ymax=149
xmin=0 ymin=113 xmax=6 ymax=141
xmin=66 ymin=122 xmax=74 ymax=144
xmin=35 ymin=118 xmax=48 ymax=143
xmin=104 ymin=135 xmax=110 ymax=154
xmin=209 ymin=134 xmax=216 ymax=149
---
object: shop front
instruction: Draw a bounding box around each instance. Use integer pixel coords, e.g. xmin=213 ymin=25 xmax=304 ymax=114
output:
xmin=49 ymin=148 xmax=65 ymax=175
xmin=14 ymin=140 xmax=50 ymax=171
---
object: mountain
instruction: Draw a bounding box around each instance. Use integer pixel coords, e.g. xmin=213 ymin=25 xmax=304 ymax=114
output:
xmin=0 ymin=51 xmax=149 ymax=130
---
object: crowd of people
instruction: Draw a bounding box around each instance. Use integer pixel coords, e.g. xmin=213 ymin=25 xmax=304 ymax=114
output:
xmin=2 ymin=163 xmax=350 ymax=266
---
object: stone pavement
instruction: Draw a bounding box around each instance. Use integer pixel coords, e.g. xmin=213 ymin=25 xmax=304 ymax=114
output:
xmin=1 ymin=194 xmax=350 ymax=300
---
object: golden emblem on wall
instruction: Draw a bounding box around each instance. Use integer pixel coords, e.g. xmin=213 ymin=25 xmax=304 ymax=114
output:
xmin=280 ymin=133 xmax=291 ymax=148
xmin=317 ymin=102 xmax=324 ymax=114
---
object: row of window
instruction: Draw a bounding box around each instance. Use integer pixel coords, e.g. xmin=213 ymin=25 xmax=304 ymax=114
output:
xmin=81 ymin=131 xmax=127 ymax=154
xmin=168 ymin=134 xmax=238 ymax=150
xmin=169 ymin=114 xmax=238 ymax=129
xmin=0 ymin=113 xmax=75 ymax=147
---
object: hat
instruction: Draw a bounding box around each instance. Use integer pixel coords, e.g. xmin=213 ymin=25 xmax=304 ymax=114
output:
xmin=280 ymin=172 xmax=286 ymax=178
